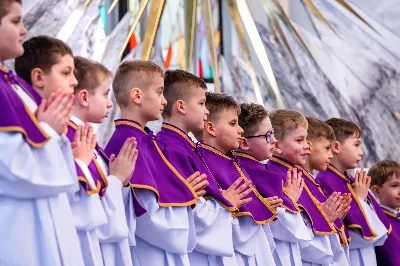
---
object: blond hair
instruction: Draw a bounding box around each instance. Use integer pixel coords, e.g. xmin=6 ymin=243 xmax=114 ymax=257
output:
xmin=112 ymin=60 xmax=164 ymax=107
xmin=269 ymin=109 xmax=308 ymax=140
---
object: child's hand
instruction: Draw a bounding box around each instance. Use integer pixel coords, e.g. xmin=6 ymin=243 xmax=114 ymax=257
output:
xmin=187 ymin=172 xmax=209 ymax=197
xmin=221 ymin=177 xmax=252 ymax=208
xmin=265 ymin=196 xmax=283 ymax=209
xmin=353 ymin=170 xmax=371 ymax=201
xmin=338 ymin=193 xmax=352 ymax=219
xmin=321 ymin=192 xmax=342 ymax=222
xmin=109 ymin=137 xmax=139 ymax=186
xmin=37 ymin=90 xmax=74 ymax=135
xmin=284 ymin=168 xmax=304 ymax=202
xmin=72 ymin=124 xmax=97 ymax=165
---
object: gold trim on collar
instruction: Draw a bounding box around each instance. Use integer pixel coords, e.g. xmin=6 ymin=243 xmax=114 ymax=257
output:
xmin=270 ymin=157 xmax=336 ymax=235
xmin=232 ymin=151 xmax=259 ymax=163
xmin=115 ymin=120 xmax=147 ymax=134
xmin=161 ymin=123 xmax=195 ymax=148
xmin=202 ymin=144 xmax=231 ymax=160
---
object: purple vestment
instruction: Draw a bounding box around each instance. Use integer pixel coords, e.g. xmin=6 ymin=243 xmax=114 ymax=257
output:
xmin=316 ymin=164 xmax=391 ymax=240
xmin=233 ymin=151 xmax=300 ymax=214
xmin=65 ymin=121 xmax=109 ymax=197
xmin=197 ymin=143 xmax=277 ymax=224
xmin=375 ymin=208 xmax=399 ymax=266
xmin=157 ymin=123 xmax=235 ymax=210
xmin=0 ymin=67 xmax=49 ymax=147
xmin=104 ymin=119 xmax=198 ymax=216
xmin=267 ymin=156 xmax=336 ymax=235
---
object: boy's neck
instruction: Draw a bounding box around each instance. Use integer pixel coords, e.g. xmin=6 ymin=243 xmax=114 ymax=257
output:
xmin=121 ymin=108 xmax=148 ymax=128
xmin=32 ymin=85 xmax=46 ymax=99
xmin=163 ymin=117 xmax=190 ymax=134
xmin=302 ymin=159 xmax=314 ymax=173
xmin=236 ymin=148 xmax=261 ymax=161
xmin=71 ymin=108 xmax=88 ymax=124
xmin=272 ymin=153 xmax=295 ymax=165
xmin=330 ymin=157 xmax=347 ymax=173
xmin=202 ymin=136 xmax=231 ymax=154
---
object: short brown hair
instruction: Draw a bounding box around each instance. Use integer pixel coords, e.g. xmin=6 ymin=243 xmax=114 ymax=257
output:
xmin=193 ymin=92 xmax=240 ymax=140
xmin=238 ymin=103 xmax=269 ymax=137
xmin=206 ymin=92 xmax=240 ymax=123
xmin=269 ymin=109 xmax=308 ymax=141
xmin=112 ymin=60 xmax=164 ymax=107
xmin=306 ymin=117 xmax=335 ymax=141
xmin=325 ymin=118 xmax=363 ymax=142
xmin=162 ymin=69 xmax=207 ymax=118
xmin=0 ymin=0 xmax=21 ymax=24
xmin=369 ymin=160 xmax=400 ymax=187
xmin=74 ymin=56 xmax=112 ymax=94
xmin=15 ymin=36 xmax=73 ymax=85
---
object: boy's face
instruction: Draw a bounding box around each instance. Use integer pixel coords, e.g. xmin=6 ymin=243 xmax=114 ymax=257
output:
xmin=335 ymin=136 xmax=364 ymax=169
xmin=212 ymin=108 xmax=244 ymax=153
xmin=41 ymin=54 xmax=77 ymax=99
xmin=276 ymin=126 xmax=309 ymax=165
xmin=306 ymin=137 xmax=333 ymax=172
xmin=141 ymin=73 xmax=167 ymax=121
xmin=244 ymin=116 xmax=277 ymax=161
xmin=183 ymin=87 xmax=209 ymax=132
xmin=86 ymin=76 xmax=113 ymax=124
xmin=372 ymin=174 xmax=400 ymax=210
xmin=0 ymin=2 xmax=26 ymax=61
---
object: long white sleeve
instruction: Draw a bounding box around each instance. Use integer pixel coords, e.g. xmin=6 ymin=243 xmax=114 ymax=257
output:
xmin=348 ymin=198 xmax=388 ymax=266
xmin=349 ymin=198 xmax=388 ymax=249
xmin=232 ymin=216 xmax=276 ymax=266
xmin=122 ymin=186 xmax=137 ymax=246
xmin=270 ymin=208 xmax=310 ymax=266
xmin=0 ymin=124 xmax=79 ymax=199
xmin=300 ymin=215 xmax=333 ymax=265
xmin=134 ymin=189 xmax=196 ymax=254
xmin=192 ymin=197 xmax=234 ymax=257
xmin=96 ymin=175 xmax=130 ymax=243
xmin=270 ymin=208 xmax=311 ymax=242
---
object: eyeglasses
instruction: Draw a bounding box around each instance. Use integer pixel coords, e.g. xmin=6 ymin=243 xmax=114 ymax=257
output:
xmin=246 ymin=128 xmax=274 ymax=143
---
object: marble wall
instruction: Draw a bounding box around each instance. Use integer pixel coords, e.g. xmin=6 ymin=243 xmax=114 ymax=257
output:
xmin=226 ymin=0 xmax=400 ymax=166
xmin=7 ymin=0 xmax=400 ymax=166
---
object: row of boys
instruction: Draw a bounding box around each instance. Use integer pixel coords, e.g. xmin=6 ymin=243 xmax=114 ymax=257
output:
xmin=0 ymin=1 xmax=399 ymax=265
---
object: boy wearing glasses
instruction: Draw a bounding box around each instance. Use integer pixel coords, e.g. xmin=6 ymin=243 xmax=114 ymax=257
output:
xmin=236 ymin=103 xmax=310 ymax=266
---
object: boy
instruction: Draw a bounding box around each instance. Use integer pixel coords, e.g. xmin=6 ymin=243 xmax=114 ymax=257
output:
xmin=0 ymin=2 xmax=84 ymax=265
xmin=316 ymin=118 xmax=391 ymax=266
xmin=266 ymin=110 xmax=348 ymax=266
xmin=69 ymin=56 xmax=140 ymax=266
xmin=236 ymin=103 xmax=311 ymax=266
xmin=369 ymin=160 xmax=400 ymax=266
xmin=15 ymin=36 xmax=114 ymax=265
xmin=193 ymin=92 xmax=278 ymax=266
xmin=300 ymin=117 xmax=353 ymax=265
xmin=157 ymin=69 xmax=253 ymax=265
xmin=104 ymin=60 xmax=208 ymax=266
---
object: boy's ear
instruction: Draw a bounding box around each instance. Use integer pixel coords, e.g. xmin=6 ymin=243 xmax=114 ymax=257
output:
xmin=332 ymin=141 xmax=340 ymax=154
xmin=176 ymin=99 xmax=186 ymax=115
xmin=273 ymin=140 xmax=282 ymax=155
xmin=77 ymin=89 xmax=89 ymax=107
xmin=204 ymin=121 xmax=217 ymax=137
xmin=130 ymin=88 xmax=141 ymax=104
xmin=370 ymin=185 xmax=381 ymax=199
xmin=239 ymin=137 xmax=250 ymax=151
xmin=30 ymin=68 xmax=45 ymax=89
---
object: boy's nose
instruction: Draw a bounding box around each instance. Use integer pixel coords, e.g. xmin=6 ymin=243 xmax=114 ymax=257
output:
xmin=238 ymin=126 xmax=244 ymax=135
